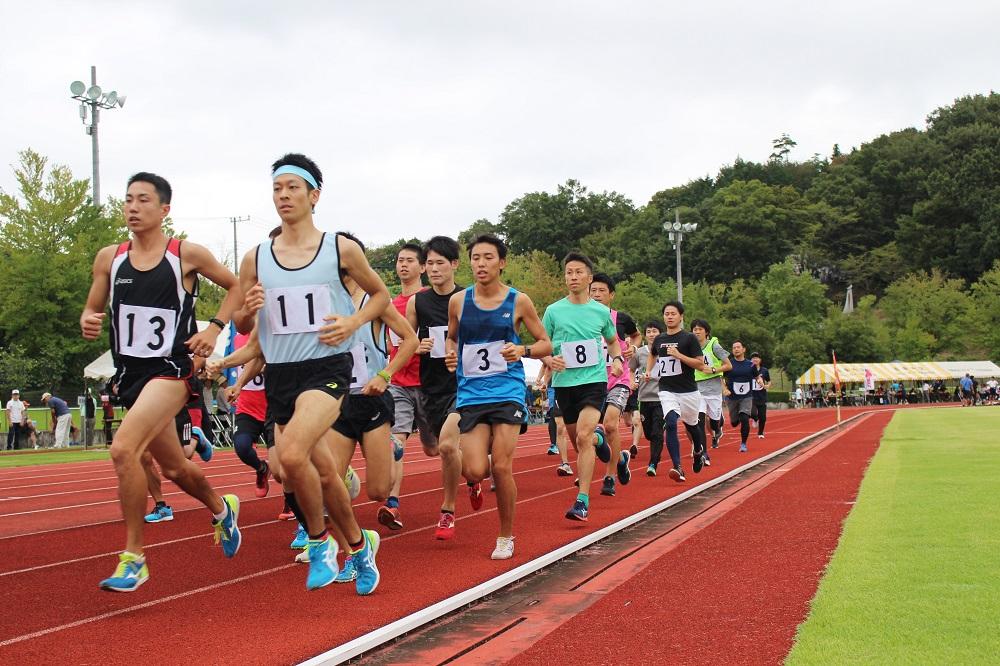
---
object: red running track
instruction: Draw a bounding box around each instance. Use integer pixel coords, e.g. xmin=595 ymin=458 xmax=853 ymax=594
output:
xmin=0 ymin=408 xmax=877 ymax=665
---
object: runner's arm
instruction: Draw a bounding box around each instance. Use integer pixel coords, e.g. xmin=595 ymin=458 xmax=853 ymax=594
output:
xmin=509 ymin=292 xmax=552 ymax=361
xmin=182 ymin=242 xmax=244 ymax=357
xmin=233 ymin=249 xmax=263 ymax=334
xmin=329 ymin=235 xmax=391 ymax=343
xmin=361 ymin=304 xmax=419 ymax=395
xmin=80 ymin=245 xmax=116 ymax=340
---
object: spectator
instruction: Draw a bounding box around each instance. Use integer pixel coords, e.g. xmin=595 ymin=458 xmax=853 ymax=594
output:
xmin=794 ymin=386 xmax=804 ymax=408
xmin=6 ymin=389 xmax=26 ymax=450
xmin=959 ymin=374 xmax=973 ymax=406
xmin=84 ymin=388 xmax=97 ymax=446
xmin=41 ymin=392 xmax=73 ymax=448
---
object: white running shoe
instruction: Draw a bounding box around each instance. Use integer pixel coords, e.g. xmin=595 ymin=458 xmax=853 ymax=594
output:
xmin=491 ymin=536 xmax=515 ymax=560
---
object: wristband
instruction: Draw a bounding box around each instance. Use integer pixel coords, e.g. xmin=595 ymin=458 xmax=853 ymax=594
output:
xmin=209 ymin=317 xmax=226 ymax=331
xmin=613 ymin=355 xmax=625 ymax=363
xmin=524 ymin=346 xmax=532 ymax=359
xmin=376 ymin=369 xmax=392 ymax=383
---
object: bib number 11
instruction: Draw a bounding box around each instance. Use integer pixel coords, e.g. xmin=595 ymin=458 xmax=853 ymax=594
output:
xmin=266 ymin=285 xmax=331 ymax=335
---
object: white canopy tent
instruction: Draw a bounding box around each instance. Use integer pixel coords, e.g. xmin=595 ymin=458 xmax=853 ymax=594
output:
xmin=83 ymin=321 xmax=232 ymax=382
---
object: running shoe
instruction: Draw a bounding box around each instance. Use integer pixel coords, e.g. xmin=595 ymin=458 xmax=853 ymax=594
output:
xmin=629 ymin=443 xmax=639 ymax=459
xmin=192 ymin=426 xmax=213 ymax=462
xmin=377 ymin=505 xmax=403 ymax=530
xmin=703 ymin=451 xmax=711 ymax=467
xmin=668 ymin=467 xmax=686 ymax=482
xmin=739 ymin=443 xmax=748 ymax=453
xmin=712 ymin=429 xmax=722 ymax=449
xmin=646 ymin=464 xmax=657 ymax=477
xmin=391 ymin=434 xmax=405 ymax=462
xmin=306 ymin=536 xmax=339 ymax=590
xmin=557 ymin=462 xmax=573 ymax=476
xmin=693 ymin=449 xmax=704 ymax=474
xmin=758 ymin=434 xmax=765 ymax=439
xmin=491 ymin=536 xmax=515 ymax=560
xmin=344 ymin=465 xmax=361 ymax=500
xmin=294 ymin=549 xmax=310 ymax=564
xmin=213 ymin=494 xmax=241 ymax=558
xmin=594 ymin=425 xmax=611 ymax=463
xmin=434 ymin=512 xmax=456 ymax=540
xmin=469 ymin=482 xmax=484 ymax=511
xmin=290 ymin=523 xmax=308 ymax=549
xmin=573 ymin=478 xmax=580 ymax=487
xmin=99 ymin=552 xmax=148 ymax=592
xmin=353 ymin=529 xmax=381 ymax=595
xmin=617 ymin=450 xmax=632 ymax=485
xmin=601 ymin=476 xmax=616 ymax=496
xmin=254 ymin=461 xmax=270 ymax=498
xmin=335 ymin=556 xmax=357 ymax=583
xmin=565 ymin=500 xmax=588 ymax=521
xmin=547 ymin=443 xmax=559 ymax=455
xmin=277 ymin=507 xmax=296 ymax=521
xmin=144 ymin=505 xmax=173 ymax=523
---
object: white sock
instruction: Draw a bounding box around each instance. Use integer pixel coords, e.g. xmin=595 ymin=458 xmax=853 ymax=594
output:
xmin=212 ymin=505 xmax=228 ymax=522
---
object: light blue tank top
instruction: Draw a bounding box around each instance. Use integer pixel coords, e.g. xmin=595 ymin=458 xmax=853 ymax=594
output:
xmin=348 ymin=294 xmax=389 ymax=394
xmin=256 ymin=233 xmax=356 ymax=364
xmin=456 ymin=286 xmax=525 ymax=408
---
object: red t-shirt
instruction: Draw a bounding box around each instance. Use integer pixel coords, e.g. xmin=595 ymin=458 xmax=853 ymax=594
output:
xmin=389 ymin=290 xmax=422 ymax=388
xmin=233 ymin=332 xmax=268 ymax=421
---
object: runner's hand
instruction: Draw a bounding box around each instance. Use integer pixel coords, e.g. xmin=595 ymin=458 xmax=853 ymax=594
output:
xmin=416 ymin=338 xmax=434 ymax=355
xmin=361 ymin=375 xmax=389 ymax=396
xmin=444 ymin=349 xmax=458 ymax=372
xmin=623 ymin=344 xmax=635 ymax=361
xmin=549 ymin=355 xmax=567 ymax=372
xmin=611 ymin=358 xmax=624 ymax=377
xmin=81 ymin=312 xmax=105 ymax=340
xmin=186 ymin=328 xmax=218 ymax=358
xmin=501 ymin=343 xmax=522 ymax=362
xmin=319 ymin=314 xmax=357 ymax=346
xmin=243 ymin=282 xmax=265 ymax=316
xmin=224 ymin=386 xmax=241 ymax=402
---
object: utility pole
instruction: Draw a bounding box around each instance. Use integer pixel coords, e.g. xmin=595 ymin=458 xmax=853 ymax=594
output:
xmin=231 ymin=216 xmax=250 ymax=275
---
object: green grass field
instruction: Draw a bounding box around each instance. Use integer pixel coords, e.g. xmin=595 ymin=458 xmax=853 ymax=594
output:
xmin=787 ymin=407 xmax=1000 ymax=664
xmin=0 ymin=448 xmax=111 ymax=468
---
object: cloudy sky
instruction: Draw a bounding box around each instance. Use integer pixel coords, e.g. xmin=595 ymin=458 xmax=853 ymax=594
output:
xmin=2 ymin=1 xmax=997 ymax=264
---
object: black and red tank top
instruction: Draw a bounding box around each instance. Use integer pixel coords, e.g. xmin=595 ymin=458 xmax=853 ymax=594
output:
xmin=109 ymin=238 xmax=198 ymax=367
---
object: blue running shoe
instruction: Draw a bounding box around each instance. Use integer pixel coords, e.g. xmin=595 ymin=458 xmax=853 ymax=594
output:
xmin=144 ymin=505 xmax=173 ymax=523
xmin=601 ymin=476 xmax=616 ymax=496
xmin=617 ymin=450 xmax=632 ymax=485
xmin=391 ymin=434 xmax=405 ymax=462
xmin=290 ymin=523 xmax=308 ymax=549
xmin=99 ymin=552 xmax=148 ymax=592
xmin=565 ymin=500 xmax=589 ymax=521
xmin=739 ymin=443 xmax=748 ymax=453
xmin=192 ymin=426 xmax=213 ymax=462
xmin=213 ymin=494 xmax=241 ymax=558
xmin=335 ymin=556 xmax=357 ymax=583
xmin=352 ymin=529 xmax=381 ymax=596
xmin=594 ymin=425 xmax=611 ymax=463
xmin=306 ymin=536 xmax=339 ymax=590
xmin=547 ymin=443 xmax=559 ymax=455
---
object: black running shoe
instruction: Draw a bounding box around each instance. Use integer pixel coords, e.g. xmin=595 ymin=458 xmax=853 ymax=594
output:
xmin=668 ymin=467 xmax=686 ymax=482
xmin=600 ymin=476 xmax=616 ymax=496
xmin=692 ymin=449 xmax=704 ymax=474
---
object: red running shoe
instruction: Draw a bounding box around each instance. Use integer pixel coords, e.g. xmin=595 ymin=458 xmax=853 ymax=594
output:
xmin=254 ymin=461 xmax=270 ymax=498
xmin=277 ymin=507 xmax=296 ymax=521
xmin=468 ymin=482 xmax=484 ymax=511
xmin=377 ymin=505 xmax=403 ymax=530
xmin=434 ymin=512 xmax=455 ymax=540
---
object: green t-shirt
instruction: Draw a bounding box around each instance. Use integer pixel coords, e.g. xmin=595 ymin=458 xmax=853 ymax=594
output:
xmin=542 ymin=297 xmax=616 ymax=388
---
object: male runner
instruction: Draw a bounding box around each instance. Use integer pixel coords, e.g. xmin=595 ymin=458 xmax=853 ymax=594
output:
xmin=238 ymin=153 xmax=390 ymax=590
xmin=725 ymin=340 xmax=758 ymax=453
xmin=588 ymin=273 xmax=641 ymax=497
xmin=750 ymin=352 xmax=771 ymax=439
xmin=225 ymin=332 xmax=273 ymax=496
xmin=630 ymin=321 xmax=665 ymax=476
xmin=538 ymin=365 xmax=572 ymax=476
xmin=378 ymin=243 xmax=426 ymax=530
xmin=80 ymin=172 xmax=244 ymax=592
xmin=691 ymin=319 xmax=732 ymax=456
xmin=543 ymin=252 xmax=622 ymax=521
xmin=645 ymin=301 xmax=710 ymax=482
xmin=405 ymin=236 xmax=467 ymax=540
xmin=445 ymin=234 xmax=551 ymax=559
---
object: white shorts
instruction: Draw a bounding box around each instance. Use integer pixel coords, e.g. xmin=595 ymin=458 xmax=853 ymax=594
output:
xmin=658 ymin=390 xmax=701 ymax=427
xmin=698 ymin=392 xmax=723 ymax=421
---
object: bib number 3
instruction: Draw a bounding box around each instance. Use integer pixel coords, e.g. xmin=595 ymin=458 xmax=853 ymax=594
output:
xmin=461 ymin=340 xmax=506 ymax=377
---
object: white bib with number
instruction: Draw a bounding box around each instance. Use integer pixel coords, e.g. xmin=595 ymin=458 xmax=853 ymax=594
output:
xmin=428 ymin=325 xmax=448 ymax=358
xmin=602 ymin=340 xmax=613 ymax=366
xmin=350 ymin=344 xmax=371 ymax=389
xmin=562 ymin=339 xmax=599 ymax=369
xmin=239 ymin=366 xmax=266 ymax=392
xmin=266 ymin=284 xmax=331 ymax=335
xmin=733 ymin=381 xmax=752 ymax=396
xmin=461 ymin=340 xmax=505 ymax=377
xmin=388 ymin=327 xmax=402 ymax=347
xmin=117 ymin=304 xmax=176 ymax=358
xmin=656 ymin=356 xmax=682 ymax=377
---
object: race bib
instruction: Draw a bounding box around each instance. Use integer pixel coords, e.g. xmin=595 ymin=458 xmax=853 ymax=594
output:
xmin=655 ymin=356 xmax=681 ymax=377
xmin=602 ymin=340 xmax=612 ymax=366
xmin=350 ymin=344 xmax=371 ymax=389
xmin=428 ymin=325 xmax=448 ymax=358
xmin=733 ymin=381 xmax=752 ymax=396
xmin=388 ymin=327 xmax=402 ymax=347
xmin=562 ymin=339 xmax=599 ymax=369
xmin=266 ymin=284 xmax=331 ymax=335
xmin=117 ymin=304 xmax=176 ymax=358
xmin=461 ymin=340 xmax=506 ymax=377
xmin=238 ymin=365 xmax=266 ymax=392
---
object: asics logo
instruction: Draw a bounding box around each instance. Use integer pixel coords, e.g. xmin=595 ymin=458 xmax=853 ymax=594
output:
xmin=326 ymin=382 xmax=339 ymax=390
xmin=114 ymin=278 xmax=133 ymax=285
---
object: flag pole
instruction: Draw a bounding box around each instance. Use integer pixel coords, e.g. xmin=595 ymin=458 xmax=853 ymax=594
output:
xmin=832 ymin=349 xmax=842 ymax=426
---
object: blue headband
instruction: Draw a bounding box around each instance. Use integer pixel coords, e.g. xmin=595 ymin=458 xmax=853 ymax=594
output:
xmin=272 ymin=165 xmax=319 ymax=190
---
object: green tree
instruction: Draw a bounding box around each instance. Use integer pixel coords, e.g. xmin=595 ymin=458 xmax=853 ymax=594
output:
xmin=457 ymin=218 xmax=501 ymax=246
xmin=969 ymin=260 xmax=1000 ymax=360
xmin=769 ymin=133 xmax=798 ymax=162
xmin=773 ymin=329 xmax=826 ymax=382
xmin=878 ymin=269 xmax=974 ymax=358
xmin=757 ymin=259 xmax=827 ymax=339
xmin=822 ymin=297 xmax=890 ymax=363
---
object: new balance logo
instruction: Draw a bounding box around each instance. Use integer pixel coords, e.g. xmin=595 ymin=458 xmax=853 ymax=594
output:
xmin=514 ymin=410 xmax=523 ymax=418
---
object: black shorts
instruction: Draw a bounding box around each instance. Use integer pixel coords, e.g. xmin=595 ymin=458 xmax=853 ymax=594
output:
xmin=175 ymin=409 xmax=192 ymax=446
xmin=264 ymin=353 xmax=353 ymax=425
xmin=554 ymin=382 xmax=607 ymax=425
xmin=458 ymin=401 xmax=529 ymax=434
xmin=416 ymin=391 xmax=456 ymax=447
xmin=625 ymin=390 xmax=638 ymax=413
xmin=234 ymin=412 xmax=275 ymax=448
xmin=332 ymin=392 xmax=395 ymax=442
xmin=547 ymin=405 xmax=563 ymax=419
xmin=112 ymin=357 xmax=195 ymax=410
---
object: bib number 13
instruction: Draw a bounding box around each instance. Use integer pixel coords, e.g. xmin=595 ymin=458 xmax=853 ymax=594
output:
xmin=117 ymin=304 xmax=176 ymax=358
xmin=266 ymin=285 xmax=332 ymax=335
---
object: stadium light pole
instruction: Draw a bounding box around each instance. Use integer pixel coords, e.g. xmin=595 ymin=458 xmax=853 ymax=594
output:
xmin=664 ymin=209 xmax=698 ymax=302
xmin=69 ymin=66 xmax=126 ymax=207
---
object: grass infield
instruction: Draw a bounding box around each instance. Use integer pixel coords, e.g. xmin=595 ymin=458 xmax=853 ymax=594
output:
xmin=787 ymin=407 xmax=1000 ymax=664
xmin=0 ymin=448 xmax=111 ymax=468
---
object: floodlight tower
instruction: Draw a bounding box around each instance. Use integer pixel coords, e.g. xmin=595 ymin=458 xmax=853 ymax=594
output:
xmin=663 ymin=209 xmax=698 ymax=302
xmin=70 ymin=66 xmax=126 ymax=207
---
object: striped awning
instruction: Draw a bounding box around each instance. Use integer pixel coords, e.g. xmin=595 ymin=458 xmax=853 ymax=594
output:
xmin=795 ymin=362 xmax=952 ymax=386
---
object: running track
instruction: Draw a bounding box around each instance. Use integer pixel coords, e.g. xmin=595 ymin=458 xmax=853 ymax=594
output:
xmin=0 ymin=408 xmax=881 ymax=664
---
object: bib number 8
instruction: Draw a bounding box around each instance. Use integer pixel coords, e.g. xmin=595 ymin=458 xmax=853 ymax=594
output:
xmin=562 ymin=339 xmax=598 ymax=369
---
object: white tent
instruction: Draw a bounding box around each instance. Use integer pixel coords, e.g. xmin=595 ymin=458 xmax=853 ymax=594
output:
xmin=936 ymin=361 xmax=1000 ymax=379
xmin=83 ymin=321 xmax=232 ymax=382
xmin=522 ymin=357 xmax=543 ymax=385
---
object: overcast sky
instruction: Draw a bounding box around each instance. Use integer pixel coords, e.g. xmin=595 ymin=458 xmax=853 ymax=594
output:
xmin=2 ymin=1 xmax=997 ymax=264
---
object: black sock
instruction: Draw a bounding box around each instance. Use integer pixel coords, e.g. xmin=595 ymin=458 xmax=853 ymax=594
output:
xmin=441 ymin=509 xmax=454 ymax=516
xmin=155 ymin=501 xmax=166 ymax=508
xmin=308 ymin=528 xmax=328 ymax=541
xmin=283 ymin=492 xmax=308 ymax=527
xmin=349 ymin=536 xmax=364 ymax=551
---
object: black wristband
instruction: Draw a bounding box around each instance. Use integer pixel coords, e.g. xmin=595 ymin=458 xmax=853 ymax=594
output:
xmin=209 ymin=317 xmax=226 ymax=331
xmin=524 ymin=346 xmax=532 ymax=359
